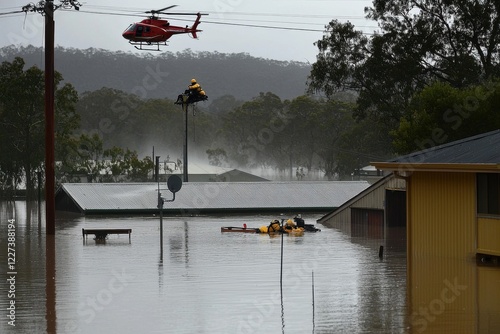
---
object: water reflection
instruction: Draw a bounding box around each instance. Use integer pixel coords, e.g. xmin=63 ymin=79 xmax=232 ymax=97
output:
xmin=168 ymin=221 xmax=189 ymax=265
xmin=407 ymin=256 xmax=500 ymax=333
xmin=46 ymin=235 xmax=56 ymax=334
xmin=1 ymin=201 xmax=47 ymax=333
xmin=0 ymin=201 xmax=499 ymax=333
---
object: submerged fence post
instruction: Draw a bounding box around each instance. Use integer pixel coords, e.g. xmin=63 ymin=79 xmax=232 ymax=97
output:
xmin=312 ymin=271 xmax=315 ymax=331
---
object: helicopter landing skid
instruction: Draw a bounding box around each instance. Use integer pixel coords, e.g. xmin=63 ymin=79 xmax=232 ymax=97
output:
xmin=129 ymin=41 xmax=167 ymax=51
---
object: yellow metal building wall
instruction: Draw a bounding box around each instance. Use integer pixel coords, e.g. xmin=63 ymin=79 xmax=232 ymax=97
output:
xmin=477 ymin=217 xmax=500 ymax=256
xmin=478 ymin=266 xmax=500 ymax=333
xmin=407 ymin=171 xmax=477 ymax=333
xmin=409 ymin=171 xmax=476 ymax=258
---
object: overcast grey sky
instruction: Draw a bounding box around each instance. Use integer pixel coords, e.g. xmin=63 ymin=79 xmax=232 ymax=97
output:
xmin=0 ymin=0 xmax=376 ymax=62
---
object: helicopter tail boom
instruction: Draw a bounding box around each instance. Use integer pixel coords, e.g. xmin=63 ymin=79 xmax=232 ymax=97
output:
xmin=190 ymin=13 xmax=202 ymax=38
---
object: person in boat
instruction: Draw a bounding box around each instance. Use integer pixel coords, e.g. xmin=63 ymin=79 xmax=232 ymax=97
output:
xmin=258 ymin=219 xmax=281 ymax=233
xmin=284 ymin=219 xmax=296 ymax=230
xmin=293 ymin=214 xmax=321 ymax=232
xmin=294 ymin=214 xmax=305 ymax=228
xmin=267 ymin=219 xmax=281 ymax=233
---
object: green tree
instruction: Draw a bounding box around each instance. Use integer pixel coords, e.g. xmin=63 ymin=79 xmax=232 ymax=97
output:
xmin=335 ymin=119 xmax=392 ymax=177
xmin=127 ymin=153 xmax=153 ymax=182
xmin=102 ymin=146 xmax=153 ymax=182
xmin=208 ymin=95 xmax=243 ymax=114
xmin=285 ymin=95 xmax=324 ymax=172
xmin=313 ymin=100 xmax=357 ymax=180
xmin=0 ymin=57 xmax=79 ymax=197
xmin=206 ymin=148 xmax=228 ymax=166
xmin=56 ymin=132 xmax=154 ymax=183
xmin=56 ymin=133 xmax=105 ymax=183
xmin=221 ymin=92 xmax=285 ymax=167
xmin=133 ymin=98 xmax=184 ymax=156
xmin=308 ymin=1 xmax=500 ymax=128
xmin=76 ymin=87 xmax=142 ymax=149
xmin=392 ymin=80 xmax=500 ymax=154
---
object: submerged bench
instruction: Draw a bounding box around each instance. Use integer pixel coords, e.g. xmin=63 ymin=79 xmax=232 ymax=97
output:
xmin=82 ymin=228 xmax=132 ymax=242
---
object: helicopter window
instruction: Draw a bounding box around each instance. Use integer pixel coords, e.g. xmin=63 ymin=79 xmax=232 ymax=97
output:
xmin=145 ymin=26 xmax=151 ymax=32
xmin=126 ymin=24 xmax=136 ymax=32
xmin=136 ymin=25 xmax=143 ymax=37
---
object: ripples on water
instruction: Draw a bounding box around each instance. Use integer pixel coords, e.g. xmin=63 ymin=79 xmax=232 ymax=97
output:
xmin=0 ymin=201 xmax=409 ymax=333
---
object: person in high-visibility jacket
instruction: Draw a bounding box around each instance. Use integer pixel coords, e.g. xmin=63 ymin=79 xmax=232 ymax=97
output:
xmin=174 ymin=78 xmax=207 ymax=105
xmin=267 ymin=220 xmax=281 ymax=233
xmin=187 ymin=78 xmax=206 ymax=102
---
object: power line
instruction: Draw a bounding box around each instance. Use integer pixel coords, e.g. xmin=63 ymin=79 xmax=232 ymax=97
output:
xmin=58 ymin=8 xmax=375 ymax=34
xmin=0 ymin=5 xmax=377 ymax=35
xmin=0 ymin=10 xmax=25 ymax=17
xmin=196 ymin=19 xmax=324 ymax=32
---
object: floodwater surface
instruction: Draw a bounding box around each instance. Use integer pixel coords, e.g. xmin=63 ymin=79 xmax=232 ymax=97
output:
xmin=1 ymin=200 xmax=496 ymax=333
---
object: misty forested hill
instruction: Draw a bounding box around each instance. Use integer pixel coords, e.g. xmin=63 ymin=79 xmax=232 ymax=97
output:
xmin=0 ymin=45 xmax=312 ymax=101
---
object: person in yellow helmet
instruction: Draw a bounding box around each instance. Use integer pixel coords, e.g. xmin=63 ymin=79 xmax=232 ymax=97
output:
xmin=187 ymin=78 xmax=207 ymax=103
xmin=174 ymin=78 xmax=208 ymax=105
xmin=267 ymin=219 xmax=281 ymax=233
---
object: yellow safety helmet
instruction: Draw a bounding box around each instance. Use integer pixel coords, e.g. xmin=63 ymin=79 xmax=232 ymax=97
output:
xmin=191 ymin=78 xmax=197 ymax=84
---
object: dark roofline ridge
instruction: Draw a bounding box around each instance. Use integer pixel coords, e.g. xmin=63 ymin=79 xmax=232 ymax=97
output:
xmin=389 ymin=129 xmax=500 ymax=163
xmin=317 ymin=173 xmax=394 ymax=223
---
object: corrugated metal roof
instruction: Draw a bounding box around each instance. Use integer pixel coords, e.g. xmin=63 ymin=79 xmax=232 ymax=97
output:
xmin=56 ymin=181 xmax=370 ymax=214
xmin=317 ymin=173 xmax=396 ymax=224
xmin=390 ymin=129 xmax=500 ymax=164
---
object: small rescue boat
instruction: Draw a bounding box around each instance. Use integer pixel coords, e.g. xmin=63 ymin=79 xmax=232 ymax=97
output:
xmin=221 ymin=218 xmax=320 ymax=234
xmin=220 ymin=226 xmax=260 ymax=233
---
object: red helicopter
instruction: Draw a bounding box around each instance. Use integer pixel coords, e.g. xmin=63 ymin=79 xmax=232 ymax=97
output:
xmin=122 ymin=5 xmax=207 ymax=51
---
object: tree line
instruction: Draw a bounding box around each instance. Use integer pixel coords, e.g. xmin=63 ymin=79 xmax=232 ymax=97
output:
xmin=308 ymin=0 xmax=500 ymax=152
xmin=0 ymin=45 xmax=311 ymax=101
xmin=2 ymin=0 xmax=500 ymax=198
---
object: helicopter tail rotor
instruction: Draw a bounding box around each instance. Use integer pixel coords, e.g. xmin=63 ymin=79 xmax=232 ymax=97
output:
xmin=189 ymin=13 xmax=202 ymax=38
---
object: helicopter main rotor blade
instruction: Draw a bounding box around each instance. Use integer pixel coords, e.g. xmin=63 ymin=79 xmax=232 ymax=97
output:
xmin=156 ymin=5 xmax=178 ymax=12
xmin=145 ymin=5 xmax=178 ymax=14
xmin=158 ymin=12 xmax=209 ymax=15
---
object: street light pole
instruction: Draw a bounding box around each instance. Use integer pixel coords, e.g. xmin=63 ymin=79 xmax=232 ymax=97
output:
xmin=183 ymin=102 xmax=189 ymax=182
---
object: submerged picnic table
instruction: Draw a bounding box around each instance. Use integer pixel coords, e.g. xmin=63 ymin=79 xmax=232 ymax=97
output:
xmin=82 ymin=228 xmax=132 ymax=242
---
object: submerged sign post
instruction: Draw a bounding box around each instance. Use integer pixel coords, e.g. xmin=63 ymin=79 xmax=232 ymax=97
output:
xmin=157 ymin=175 xmax=182 ymax=262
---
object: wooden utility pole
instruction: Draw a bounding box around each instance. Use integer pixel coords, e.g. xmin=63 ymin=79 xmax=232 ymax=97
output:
xmin=22 ymin=0 xmax=80 ymax=234
xmin=44 ymin=0 xmax=56 ymax=235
